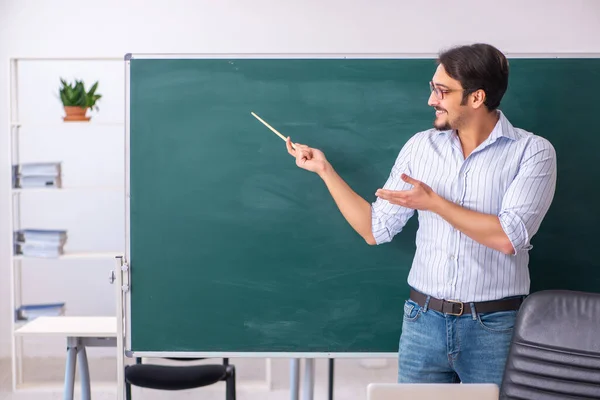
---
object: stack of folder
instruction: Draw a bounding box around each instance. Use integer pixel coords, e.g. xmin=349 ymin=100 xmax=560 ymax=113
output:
xmin=14 ymin=229 xmax=68 ymax=258
xmin=15 ymin=302 xmax=66 ymax=321
xmin=12 ymin=162 xmax=62 ymax=189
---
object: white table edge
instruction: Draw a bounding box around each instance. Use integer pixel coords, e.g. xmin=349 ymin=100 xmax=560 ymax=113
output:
xmin=14 ymin=316 xmax=117 ymax=337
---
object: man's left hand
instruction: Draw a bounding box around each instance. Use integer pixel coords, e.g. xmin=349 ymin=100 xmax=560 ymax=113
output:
xmin=375 ymin=174 xmax=440 ymax=211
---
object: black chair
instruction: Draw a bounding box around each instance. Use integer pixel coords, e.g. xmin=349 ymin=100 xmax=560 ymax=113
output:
xmin=500 ymin=290 xmax=600 ymax=399
xmin=125 ymin=357 xmax=236 ymax=399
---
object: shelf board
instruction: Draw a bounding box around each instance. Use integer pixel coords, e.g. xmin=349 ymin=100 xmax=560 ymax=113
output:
xmin=14 ymin=320 xmax=27 ymax=330
xmin=13 ymin=251 xmax=122 ymax=260
xmin=11 ymin=121 xmax=124 ymax=127
xmin=12 ymin=186 xmax=123 ymax=194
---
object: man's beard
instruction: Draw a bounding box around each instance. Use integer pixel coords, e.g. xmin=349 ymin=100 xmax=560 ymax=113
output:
xmin=434 ymin=119 xmax=452 ymax=131
xmin=433 ymin=108 xmax=451 ymax=131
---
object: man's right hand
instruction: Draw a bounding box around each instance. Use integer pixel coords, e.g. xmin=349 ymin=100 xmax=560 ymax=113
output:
xmin=284 ymin=137 xmax=375 ymax=244
xmin=286 ymin=137 xmax=329 ymax=176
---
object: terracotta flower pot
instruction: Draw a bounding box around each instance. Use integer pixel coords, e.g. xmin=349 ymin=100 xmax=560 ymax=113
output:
xmin=63 ymin=106 xmax=90 ymax=122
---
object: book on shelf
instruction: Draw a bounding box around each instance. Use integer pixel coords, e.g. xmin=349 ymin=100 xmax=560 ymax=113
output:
xmin=15 ymin=162 xmax=62 ymax=176
xmin=14 ymin=175 xmax=63 ymax=189
xmin=12 ymin=162 xmax=62 ymax=189
xmin=13 ymin=229 xmax=68 ymax=258
xmin=15 ymin=302 xmax=66 ymax=322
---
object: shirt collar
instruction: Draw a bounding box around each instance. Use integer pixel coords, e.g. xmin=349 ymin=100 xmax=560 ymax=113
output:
xmin=489 ymin=110 xmax=518 ymax=141
xmin=436 ymin=110 xmax=518 ymax=142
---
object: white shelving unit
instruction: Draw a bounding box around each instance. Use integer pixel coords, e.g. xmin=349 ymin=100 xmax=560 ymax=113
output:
xmin=7 ymin=56 xmax=275 ymax=397
xmin=8 ymin=57 xmax=124 ymax=391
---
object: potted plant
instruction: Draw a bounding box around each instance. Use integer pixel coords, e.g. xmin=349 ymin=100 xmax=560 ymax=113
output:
xmin=59 ymin=79 xmax=102 ymax=121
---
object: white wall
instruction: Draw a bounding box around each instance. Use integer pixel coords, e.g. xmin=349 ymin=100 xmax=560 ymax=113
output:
xmin=1 ymin=0 xmax=600 ymax=358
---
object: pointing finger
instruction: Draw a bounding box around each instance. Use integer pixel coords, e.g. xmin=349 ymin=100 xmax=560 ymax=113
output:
xmin=286 ymin=137 xmax=296 ymax=155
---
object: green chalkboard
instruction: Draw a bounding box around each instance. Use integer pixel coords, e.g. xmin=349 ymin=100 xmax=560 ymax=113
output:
xmin=128 ymin=57 xmax=600 ymax=354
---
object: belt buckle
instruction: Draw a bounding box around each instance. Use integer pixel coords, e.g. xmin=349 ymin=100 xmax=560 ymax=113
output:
xmin=447 ymin=300 xmax=464 ymax=316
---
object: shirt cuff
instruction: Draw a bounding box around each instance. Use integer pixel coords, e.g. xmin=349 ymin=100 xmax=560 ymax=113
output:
xmin=498 ymin=210 xmax=531 ymax=254
xmin=371 ymin=206 xmax=391 ymax=245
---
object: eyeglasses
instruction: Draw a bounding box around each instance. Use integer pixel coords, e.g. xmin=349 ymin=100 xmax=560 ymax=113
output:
xmin=429 ymin=81 xmax=468 ymax=100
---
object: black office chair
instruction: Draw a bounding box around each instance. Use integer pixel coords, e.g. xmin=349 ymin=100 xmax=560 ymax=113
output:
xmin=125 ymin=357 xmax=236 ymax=400
xmin=500 ymin=290 xmax=600 ymax=399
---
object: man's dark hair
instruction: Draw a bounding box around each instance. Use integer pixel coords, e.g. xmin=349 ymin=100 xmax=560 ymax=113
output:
xmin=437 ymin=43 xmax=509 ymax=111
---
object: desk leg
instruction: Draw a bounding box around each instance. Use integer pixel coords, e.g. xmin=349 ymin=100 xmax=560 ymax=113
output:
xmin=78 ymin=344 xmax=91 ymax=400
xmin=302 ymin=359 xmax=314 ymax=400
xmin=64 ymin=338 xmax=78 ymax=400
xmin=290 ymin=359 xmax=300 ymax=400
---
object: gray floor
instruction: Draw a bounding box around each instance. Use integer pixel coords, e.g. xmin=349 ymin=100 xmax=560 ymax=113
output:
xmin=0 ymin=357 xmax=397 ymax=400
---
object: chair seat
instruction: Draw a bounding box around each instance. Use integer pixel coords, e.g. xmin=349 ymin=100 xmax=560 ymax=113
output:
xmin=125 ymin=364 xmax=228 ymax=391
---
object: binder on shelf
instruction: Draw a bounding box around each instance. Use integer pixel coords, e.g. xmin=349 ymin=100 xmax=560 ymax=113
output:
xmin=13 ymin=229 xmax=68 ymax=258
xmin=12 ymin=162 xmax=62 ymax=189
xmin=11 ymin=165 xmax=17 ymax=188
xmin=14 ymin=175 xmax=62 ymax=189
xmin=17 ymin=162 xmax=62 ymax=176
xmin=15 ymin=302 xmax=66 ymax=322
xmin=14 ymin=229 xmax=68 ymax=244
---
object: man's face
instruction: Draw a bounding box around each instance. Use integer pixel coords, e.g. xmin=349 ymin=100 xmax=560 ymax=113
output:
xmin=428 ymin=64 xmax=470 ymax=131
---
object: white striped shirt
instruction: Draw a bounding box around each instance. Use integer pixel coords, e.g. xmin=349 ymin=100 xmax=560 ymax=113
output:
xmin=371 ymin=111 xmax=557 ymax=302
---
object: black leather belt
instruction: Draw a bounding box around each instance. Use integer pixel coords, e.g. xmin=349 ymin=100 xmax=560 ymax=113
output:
xmin=410 ymin=289 xmax=524 ymax=316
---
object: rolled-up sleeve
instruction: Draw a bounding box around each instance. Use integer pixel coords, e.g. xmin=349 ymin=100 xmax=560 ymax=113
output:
xmin=499 ymin=137 xmax=557 ymax=254
xmin=371 ymin=137 xmax=417 ymax=245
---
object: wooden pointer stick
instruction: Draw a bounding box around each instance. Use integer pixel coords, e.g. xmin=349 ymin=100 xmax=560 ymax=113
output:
xmin=251 ymin=111 xmax=296 ymax=150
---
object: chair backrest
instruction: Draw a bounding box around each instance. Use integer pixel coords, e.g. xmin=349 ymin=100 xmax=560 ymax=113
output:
xmin=500 ymin=290 xmax=600 ymax=399
xmin=367 ymin=383 xmax=499 ymax=400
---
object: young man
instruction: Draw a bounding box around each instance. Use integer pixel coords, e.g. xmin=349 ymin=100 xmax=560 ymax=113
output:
xmin=285 ymin=43 xmax=557 ymax=388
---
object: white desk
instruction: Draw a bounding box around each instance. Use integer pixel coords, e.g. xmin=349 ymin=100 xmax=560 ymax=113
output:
xmin=15 ymin=316 xmax=117 ymax=400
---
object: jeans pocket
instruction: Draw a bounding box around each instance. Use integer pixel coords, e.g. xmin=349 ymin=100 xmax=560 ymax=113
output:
xmin=477 ymin=310 xmax=517 ymax=333
xmin=403 ymin=299 xmax=422 ymax=322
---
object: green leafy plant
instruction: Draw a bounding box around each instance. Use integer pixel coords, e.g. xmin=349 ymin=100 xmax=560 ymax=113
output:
xmin=59 ymin=79 xmax=102 ymax=111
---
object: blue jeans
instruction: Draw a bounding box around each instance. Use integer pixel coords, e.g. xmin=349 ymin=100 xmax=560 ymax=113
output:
xmin=398 ymin=296 xmax=518 ymax=388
